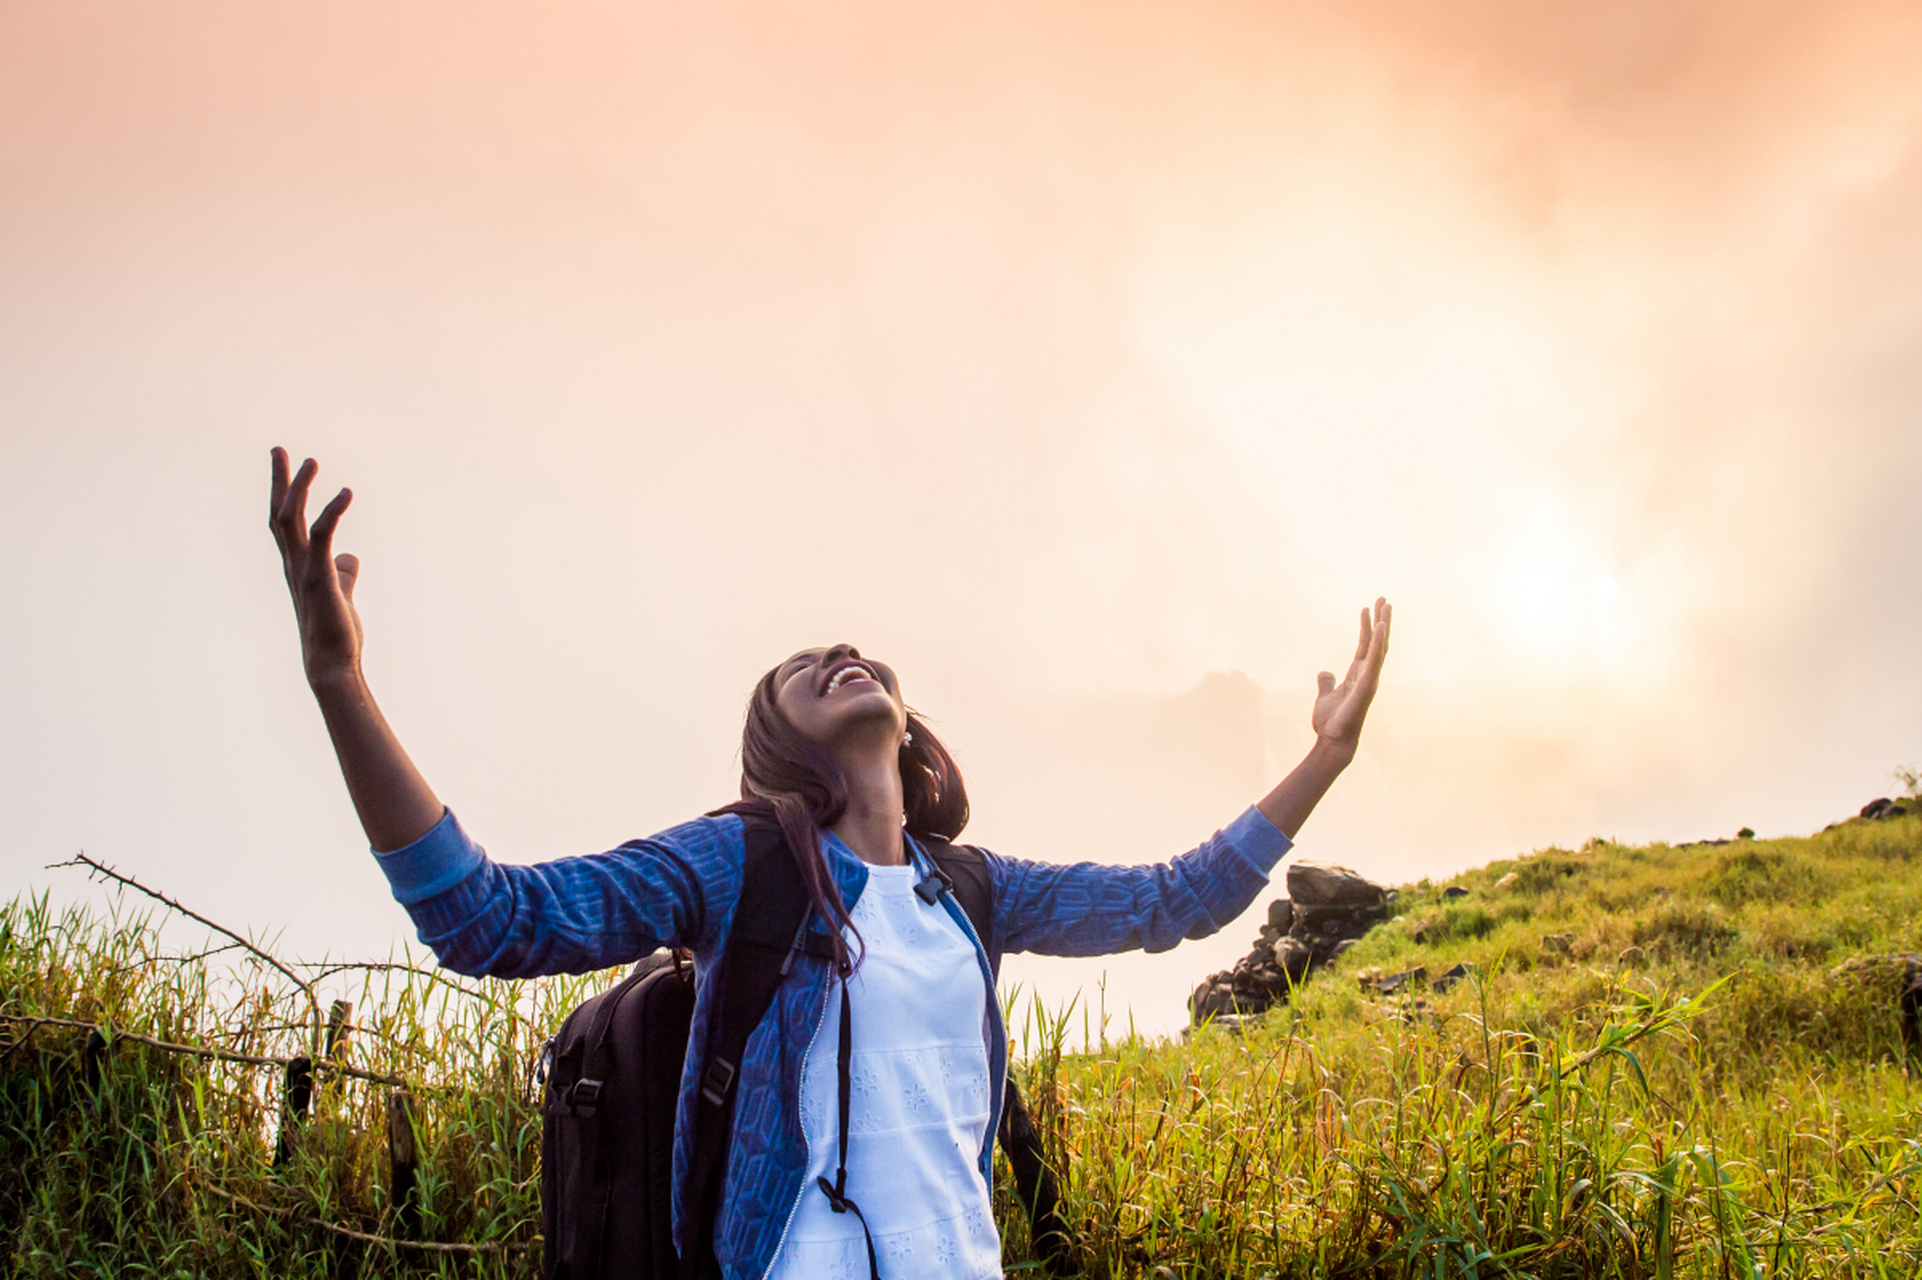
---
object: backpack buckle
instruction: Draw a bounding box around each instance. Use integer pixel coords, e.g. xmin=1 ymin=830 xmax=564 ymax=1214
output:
xmin=914 ymin=865 xmax=952 ymax=905
xmin=700 ymin=1057 xmax=737 ymax=1106
xmin=566 ymin=1077 xmax=604 ymax=1116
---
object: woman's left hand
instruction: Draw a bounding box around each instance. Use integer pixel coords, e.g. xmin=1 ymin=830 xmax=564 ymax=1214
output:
xmin=1310 ymin=598 xmax=1391 ymax=756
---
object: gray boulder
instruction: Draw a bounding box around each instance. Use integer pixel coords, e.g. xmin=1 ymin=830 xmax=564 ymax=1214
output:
xmin=1287 ymin=861 xmax=1387 ymax=908
xmin=1359 ymin=965 xmax=1426 ymax=995
xmin=1272 ymin=935 xmax=1313 ymax=978
xmin=1189 ymin=864 xmax=1395 ymax=1028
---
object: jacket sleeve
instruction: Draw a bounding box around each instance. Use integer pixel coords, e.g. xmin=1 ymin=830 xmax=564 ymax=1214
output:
xmin=984 ymin=807 xmax=1291 ymax=957
xmin=368 ymin=808 xmax=743 ymax=979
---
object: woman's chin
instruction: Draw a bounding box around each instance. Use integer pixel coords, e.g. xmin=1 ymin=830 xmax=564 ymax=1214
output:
xmin=817 ymin=703 xmax=907 ymax=749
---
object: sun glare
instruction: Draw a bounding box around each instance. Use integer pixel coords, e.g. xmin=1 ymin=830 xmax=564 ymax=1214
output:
xmin=1488 ymin=513 xmax=1635 ymax=672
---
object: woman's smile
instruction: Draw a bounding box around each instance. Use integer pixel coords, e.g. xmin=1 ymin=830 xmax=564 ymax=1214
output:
xmin=823 ymin=660 xmax=880 ymax=696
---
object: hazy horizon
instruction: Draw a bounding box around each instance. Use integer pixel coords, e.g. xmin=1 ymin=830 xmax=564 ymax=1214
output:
xmin=4 ymin=0 xmax=1921 ymax=1034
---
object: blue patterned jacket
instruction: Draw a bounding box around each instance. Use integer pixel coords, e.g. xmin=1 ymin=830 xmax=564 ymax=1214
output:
xmin=373 ymin=805 xmax=1291 ymax=1280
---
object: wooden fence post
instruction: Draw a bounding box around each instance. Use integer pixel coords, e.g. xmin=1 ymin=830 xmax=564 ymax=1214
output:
xmin=387 ymin=1090 xmax=420 ymax=1237
xmin=274 ymin=1056 xmax=312 ymax=1168
xmin=83 ymin=1027 xmax=109 ymax=1092
xmin=277 ymin=1000 xmax=352 ymax=1169
xmin=325 ymin=1000 xmax=352 ymax=1062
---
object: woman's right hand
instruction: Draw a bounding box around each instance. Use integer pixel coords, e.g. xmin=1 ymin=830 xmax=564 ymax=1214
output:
xmin=270 ymin=448 xmax=364 ymax=687
xmin=268 ymin=447 xmax=444 ymax=852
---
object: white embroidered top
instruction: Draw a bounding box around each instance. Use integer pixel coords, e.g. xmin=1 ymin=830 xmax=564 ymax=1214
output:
xmin=764 ymin=856 xmax=1002 ymax=1280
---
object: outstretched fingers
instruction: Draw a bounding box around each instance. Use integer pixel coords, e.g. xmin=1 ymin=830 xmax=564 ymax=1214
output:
xmin=269 ymin=447 xmax=289 ymax=528
xmin=272 ymin=454 xmax=320 ymax=556
xmin=1338 ymin=605 xmax=1374 ymax=689
xmin=308 ymin=486 xmax=354 ymax=573
xmin=1354 ymin=599 xmax=1391 ymax=699
xmin=269 ymin=451 xmax=357 ymax=618
xmin=268 ymin=448 xmax=300 ymax=557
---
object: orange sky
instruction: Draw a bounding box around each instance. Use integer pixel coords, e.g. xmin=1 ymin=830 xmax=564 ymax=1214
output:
xmin=3 ymin=1 xmax=1921 ymax=1033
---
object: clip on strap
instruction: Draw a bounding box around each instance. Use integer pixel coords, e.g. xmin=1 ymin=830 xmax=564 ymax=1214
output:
xmin=562 ymin=1076 xmax=603 ymax=1116
xmin=700 ymin=1057 xmax=737 ymax=1107
xmin=817 ymin=979 xmax=881 ymax=1280
xmin=913 ymin=866 xmax=951 ymax=905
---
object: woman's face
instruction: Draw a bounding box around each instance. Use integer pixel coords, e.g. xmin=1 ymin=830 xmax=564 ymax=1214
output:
xmin=772 ymin=644 xmax=908 ymax=750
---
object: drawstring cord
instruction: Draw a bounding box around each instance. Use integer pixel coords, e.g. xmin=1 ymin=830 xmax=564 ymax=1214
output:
xmin=815 ymin=978 xmax=882 ymax=1280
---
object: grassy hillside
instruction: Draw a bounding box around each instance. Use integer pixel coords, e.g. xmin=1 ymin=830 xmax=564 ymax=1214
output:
xmin=4 ymin=810 xmax=1921 ymax=1277
xmin=1014 ymin=809 xmax=1922 ymax=1278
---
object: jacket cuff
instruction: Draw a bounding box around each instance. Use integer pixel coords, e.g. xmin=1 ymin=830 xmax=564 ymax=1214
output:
xmin=1223 ymin=805 xmax=1292 ymax=873
xmin=372 ymin=808 xmax=485 ymax=905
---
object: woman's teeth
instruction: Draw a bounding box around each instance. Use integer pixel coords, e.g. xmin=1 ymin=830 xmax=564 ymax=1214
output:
xmin=826 ymin=665 xmax=874 ymax=694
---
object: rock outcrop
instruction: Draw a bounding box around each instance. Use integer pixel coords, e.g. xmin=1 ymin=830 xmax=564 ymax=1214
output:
xmin=1188 ymin=861 xmax=1395 ymax=1029
xmin=1821 ymin=797 xmax=1913 ymax=833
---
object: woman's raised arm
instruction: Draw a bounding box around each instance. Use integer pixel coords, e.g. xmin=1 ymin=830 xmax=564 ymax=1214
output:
xmin=984 ymin=599 xmax=1391 ymax=959
xmin=270 ymin=448 xmax=444 ymax=853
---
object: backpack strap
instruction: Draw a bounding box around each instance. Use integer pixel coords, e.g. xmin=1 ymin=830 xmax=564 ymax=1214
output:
xmin=918 ymin=838 xmax=994 ymax=959
xmin=679 ymin=816 xmax=833 ymax=1280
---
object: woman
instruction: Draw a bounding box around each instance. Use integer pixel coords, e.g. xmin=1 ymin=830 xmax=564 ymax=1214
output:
xmin=268 ymin=448 xmax=1390 ymax=1280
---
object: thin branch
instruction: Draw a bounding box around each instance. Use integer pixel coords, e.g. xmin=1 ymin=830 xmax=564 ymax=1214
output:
xmin=50 ymin=852 xmax=326 ymax=1055
xmin=297 ymin=959 xmax=498 ymax=1005
xmin=95 ymin=942 xmax=247 ymax=981
xmin=0 ymin=1012 xmax=405 ymax=1087
xmin=195 ymin=1179 xmax=535 ymax=1255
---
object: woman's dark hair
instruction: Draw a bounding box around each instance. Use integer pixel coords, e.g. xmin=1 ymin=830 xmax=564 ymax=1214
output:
xmin=714 ymin=662 xmax=969 ymax=974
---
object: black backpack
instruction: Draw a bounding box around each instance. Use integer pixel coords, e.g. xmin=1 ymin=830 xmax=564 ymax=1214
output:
xmin=540 ymin=817 xmax=1068 ymax=1279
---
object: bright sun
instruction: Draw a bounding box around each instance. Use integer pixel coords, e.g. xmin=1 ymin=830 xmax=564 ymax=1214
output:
xmin=1489 ymin=514 xmax=1632 ymax=669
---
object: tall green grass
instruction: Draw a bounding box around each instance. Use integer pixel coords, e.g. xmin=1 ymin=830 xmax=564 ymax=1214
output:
xmin=0 ymin=888 xmax=587 ymax=1277
xmin=1003 ymin=815 xmax=1922 ymax=1278
xmin=4 ymin=814 xmax=1920 ymax=1276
